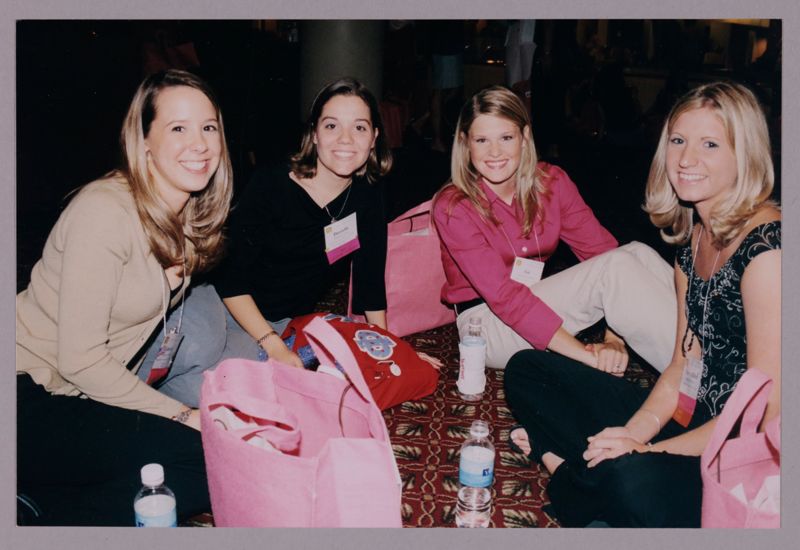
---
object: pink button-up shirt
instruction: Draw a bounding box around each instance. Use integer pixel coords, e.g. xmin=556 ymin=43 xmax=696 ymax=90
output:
xmin=432 ymin=163 xmax=617 ymax=350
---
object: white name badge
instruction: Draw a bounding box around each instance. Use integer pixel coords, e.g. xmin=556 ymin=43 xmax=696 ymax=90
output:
xmin=324 ymin=212 xmax=360 ymax=264
xmin=510 ymin=256 xmax=545 ymax=287
xmin=146 ymin=328 xmax=184 ymax=385
xmin=673 ymin=356 xmax=704 ymax=427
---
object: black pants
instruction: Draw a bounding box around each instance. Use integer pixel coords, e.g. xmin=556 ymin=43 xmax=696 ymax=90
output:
xmin=17 ymin=374 xmax=210 ymax=526
xmin=504 ymin=350 xmax=702 ymax=527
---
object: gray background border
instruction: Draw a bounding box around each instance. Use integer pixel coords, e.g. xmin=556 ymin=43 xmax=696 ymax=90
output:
xmin=2 ymin=1 xmax=798 ymax=548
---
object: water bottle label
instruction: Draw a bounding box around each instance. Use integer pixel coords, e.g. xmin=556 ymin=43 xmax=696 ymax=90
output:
xmin=135 ymin=510 xmax=177 ymax=527
xmin=459 ymin=446 xmax=494 ymax=487
xmin=134 ymin=494 xmax=177 ymax=527
xmin=458 ymin=342 xmax=486 ymax=395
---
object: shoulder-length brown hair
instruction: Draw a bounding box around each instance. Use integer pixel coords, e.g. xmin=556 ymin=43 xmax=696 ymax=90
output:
xmin=115 ymin=69 xmax=232 ymax=274
xmin=289 ymin=77 xmax=392 ymax=183
xmin=644 ymin=81 xmax=776 ymax=247
xmin=440 ymin=85 xmax=547 ymax=237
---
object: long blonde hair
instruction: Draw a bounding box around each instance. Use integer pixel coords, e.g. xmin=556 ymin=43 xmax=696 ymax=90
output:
xmin=116 ymin=69 xmax=233 ymax=274
xmin=441 ymin=86 xmax=547 ymax=237
xmin=644 ymin=81 xmax=776 ymax=247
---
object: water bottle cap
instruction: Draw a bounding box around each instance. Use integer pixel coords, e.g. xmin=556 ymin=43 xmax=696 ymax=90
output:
xmin=469 ymin=420 xmax=490 ymax=438
xmin=140 ymin=463 xmax=165 ymax=487
xmin=468 ymin=316 xmax=482 ymax=327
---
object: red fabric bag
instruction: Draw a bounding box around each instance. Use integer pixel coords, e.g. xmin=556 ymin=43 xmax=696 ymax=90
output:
xmin=282 ymin=313 xmax=439 ymax=410
xmin=349 ymin=199 xmax=455 ymax=336
xmin=700 ymin=368 xmax=780 ymax=528
xmin=199 ymin=317 xmax=402 ymax=527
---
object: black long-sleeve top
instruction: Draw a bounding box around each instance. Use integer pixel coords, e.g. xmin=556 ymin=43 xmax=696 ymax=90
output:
xmin=214 ymin=165 xmax=388 ymax=321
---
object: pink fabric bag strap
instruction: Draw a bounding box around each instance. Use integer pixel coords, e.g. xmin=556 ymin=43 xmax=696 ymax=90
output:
xmin=702 ymin=368 xmax=774 ymax=468
xmin=388 ymin=199 xmax=434 ymax=236
xmin=302 ymin=316 xmax=401 ymax=485
xmin=302 ymin=317 xmax=376 ymax=408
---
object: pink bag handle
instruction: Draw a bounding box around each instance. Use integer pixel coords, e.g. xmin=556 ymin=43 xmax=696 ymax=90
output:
xmin=388 ymin=199 xmax=434 ymax=236
xmin=302 ymin=317 xmax=377 ymax=409
xmin=302 ymin=317 xmax=399 ymax=481
xmin=702 ymin=369 xmax=773 ymax=468
xmin=765 ymin=415 xmax=781 ymax=451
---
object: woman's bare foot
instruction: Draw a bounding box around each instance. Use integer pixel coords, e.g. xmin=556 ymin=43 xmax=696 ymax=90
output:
xmin=509 ymin=425 xmax=532 ymax=456
xmin=541 ymin=452 xmax=565 ymax=475
xmin=509 ymin=425 xmax=565 ymax=474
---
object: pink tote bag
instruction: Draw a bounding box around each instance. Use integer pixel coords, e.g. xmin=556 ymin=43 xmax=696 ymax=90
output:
xmin=700 ymin=368 xmax=780 ymax=528
xmin=349 ymin=199 xmax=455 ymax=336
xmin=199 ymin=317 xmax=402 ymax=527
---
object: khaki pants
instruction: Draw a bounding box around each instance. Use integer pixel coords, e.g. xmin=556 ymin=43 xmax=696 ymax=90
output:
xmin=456 ymin=242 xmax=677 ymax=372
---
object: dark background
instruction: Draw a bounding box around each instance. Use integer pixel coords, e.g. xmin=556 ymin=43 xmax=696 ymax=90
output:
xmin=16 ymin=19 xmax=782 ymax=291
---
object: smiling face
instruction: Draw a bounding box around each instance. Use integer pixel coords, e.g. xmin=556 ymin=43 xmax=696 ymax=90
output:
xmin=144 ymin=85 xmax=222 ymax=213
xmin=313 ymin=94 xmax=378 ymax=183
xmin=665 ymin=107 xmax=738 ymax=215
xmin=467 ymin=114 xmax=527 ymax=192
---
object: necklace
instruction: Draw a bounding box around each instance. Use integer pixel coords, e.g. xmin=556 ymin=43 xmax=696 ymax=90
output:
xmin=324 ymin=181 xmax=353 ymax=222
xmin=681 ymin=226 xmax=721 ymax=357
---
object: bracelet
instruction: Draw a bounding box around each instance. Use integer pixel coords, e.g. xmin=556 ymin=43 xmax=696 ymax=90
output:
xmin=640 ymin=408 xmax=662 ymax=432
xmin=256 ymin=329 xmax=278 ymax=348
xmin=171 ymin=407 xmax=192 ymax=424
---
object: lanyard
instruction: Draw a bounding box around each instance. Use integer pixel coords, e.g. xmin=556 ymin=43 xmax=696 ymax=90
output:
xmin=681 ymin=226 xmax=721 ymax=357
xmin=497 ymin=216 xmax=542 ymax=261
xmin=159 ymin=261 xmax=186 ymax=341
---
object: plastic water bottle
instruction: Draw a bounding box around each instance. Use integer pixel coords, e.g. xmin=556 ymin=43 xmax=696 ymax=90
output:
xmin=455 ymin=485 xmax=492 ymax=528
xmin=457 ymin=317 xmax=486 ymax=401
xmin=459 ymin=420 xmax=495 ymax=488
xmin=134 ymin=463 xmax=177 ymax=527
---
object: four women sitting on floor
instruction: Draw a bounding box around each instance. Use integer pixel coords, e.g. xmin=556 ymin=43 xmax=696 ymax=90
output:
xmin=16 ymin=69 xmax=780 ymax=528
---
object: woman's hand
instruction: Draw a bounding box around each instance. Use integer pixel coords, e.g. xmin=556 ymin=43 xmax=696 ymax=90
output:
xmin=583 ymin=426 xmax=649 ymax=468
xmin=267 ymin=344 xmax=305 ymax=370
xmin=586 ymin=339 xmax=628 ymax=376
xmin=417 ymin=352 xmax=443 ymax=370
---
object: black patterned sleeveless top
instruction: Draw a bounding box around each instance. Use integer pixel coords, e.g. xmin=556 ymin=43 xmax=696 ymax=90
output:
xmin=677 ymin=220 xmax=781 ymax=429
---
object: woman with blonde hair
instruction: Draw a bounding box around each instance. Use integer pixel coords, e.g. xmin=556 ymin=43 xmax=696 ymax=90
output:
xmin=504 ymin=81 xmax=780 ymax=527
xmin=433 ymin=85 xmax=676 ymax=381
xmin=17 ymin=69 xmax=248 ymax=525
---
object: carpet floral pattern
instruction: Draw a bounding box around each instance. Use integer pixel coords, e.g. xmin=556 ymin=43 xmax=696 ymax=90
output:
xmin=315 ymin=281 xmax=659 ymax=528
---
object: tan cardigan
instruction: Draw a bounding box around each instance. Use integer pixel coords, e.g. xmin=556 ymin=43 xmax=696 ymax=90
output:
xmin=17 ymin=177 xmax=187 ymax=419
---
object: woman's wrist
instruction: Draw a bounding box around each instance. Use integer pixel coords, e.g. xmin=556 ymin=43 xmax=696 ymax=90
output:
xmin=625 ymin=409 xmax=662 ymax=444
xmin=171 ymin=406 xmax=193 ymax=424
xmin=256 ymin=329 xmax=278 ymax=349
xmin=261 ymin=333 xmax=291 ymax=356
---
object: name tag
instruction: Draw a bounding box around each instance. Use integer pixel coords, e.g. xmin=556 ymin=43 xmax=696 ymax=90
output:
xmin=673 ymin=356 xmax=703 ymax=427
xmin=324 ymin=212 xmax=360 ymax=264
xmin=146 ymin=328 xmax=184 ymax=386
xmin=510 ymin=256 xmax=545 ymax=286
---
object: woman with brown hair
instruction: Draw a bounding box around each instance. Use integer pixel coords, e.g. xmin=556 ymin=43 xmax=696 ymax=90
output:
xmin=215 ymin=77 xmax=395 ymax=368
xmin=16 ymin=69 xmax=242 ymax=525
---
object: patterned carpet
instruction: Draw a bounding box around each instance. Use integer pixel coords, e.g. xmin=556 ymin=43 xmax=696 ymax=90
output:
xmin=312 ymin=280 xmax=660 ymax=528
xmin=390 ymin=322 xmax=556 ymax=528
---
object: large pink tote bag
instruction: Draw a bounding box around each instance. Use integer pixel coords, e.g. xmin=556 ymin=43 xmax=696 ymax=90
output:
xmin=199 ymin=317 xmax=402 ymax=527
xmin=701 ymin=368 xmax=780 ymax=528
xmin=349 ymin=199 xmax=455 ymax=336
